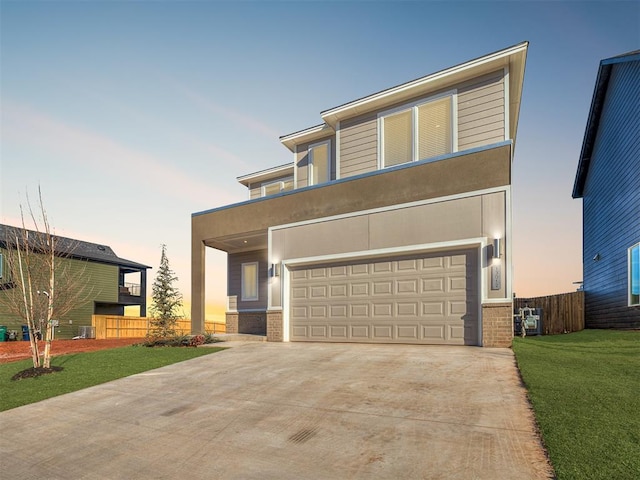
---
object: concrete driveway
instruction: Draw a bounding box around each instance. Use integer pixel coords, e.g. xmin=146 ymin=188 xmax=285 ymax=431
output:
xmin=0 ymin=342 xmax=552 ymax=479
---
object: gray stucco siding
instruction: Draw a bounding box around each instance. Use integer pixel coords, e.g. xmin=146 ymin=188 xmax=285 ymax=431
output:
xmin=271 ymin=190 xmax=507 ymax=307
xmin=582 ymin=59 xmax=640 ymax=327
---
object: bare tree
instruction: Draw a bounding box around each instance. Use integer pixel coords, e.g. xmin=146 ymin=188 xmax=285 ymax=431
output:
xmin=0 ymin=188 xmax=92 ymax=369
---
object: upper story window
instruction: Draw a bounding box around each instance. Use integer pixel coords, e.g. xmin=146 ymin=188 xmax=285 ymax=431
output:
xmin=630 ymin=242 xmax=639 ymax=306
xmin=309 ymin=140 xmax=330 ymax=185
xmin=378 ymin=92 xmax=455 ymax=168
xmin=262 ymin=177 xmax=294 ymax=197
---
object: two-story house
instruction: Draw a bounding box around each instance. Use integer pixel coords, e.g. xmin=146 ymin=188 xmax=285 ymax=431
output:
xmin=0 ymin=224 xmax=150 ymax=339
xmin=572 ymin=51 xmax=640 ymax=328
xmin=191 ymin=42 xmax=528 ymax=347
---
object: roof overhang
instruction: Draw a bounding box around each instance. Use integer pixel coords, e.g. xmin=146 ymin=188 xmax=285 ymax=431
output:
xmin=320 ymin=42 xmax=528 ymax=144
xmin=573 ymin=50 xmax=640 ymax=198
xmin=279 ymin=123 xmax=335 ymax=152
xmin=237 ymin=163 xmax=294 ymax=187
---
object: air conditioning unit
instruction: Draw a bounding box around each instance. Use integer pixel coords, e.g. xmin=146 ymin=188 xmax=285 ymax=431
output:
xmin=78 ymin=326 xmax=96 ymax=339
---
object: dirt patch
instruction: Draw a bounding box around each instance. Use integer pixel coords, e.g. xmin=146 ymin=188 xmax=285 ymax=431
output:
xmin=0 ymin=338 xmax=143 ymax=364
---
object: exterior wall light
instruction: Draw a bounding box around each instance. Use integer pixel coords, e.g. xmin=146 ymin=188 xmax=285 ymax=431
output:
xmin=493 ymin=238 xmax=501 ymax=259
xmin=271 ymin=263 xmax=281 ymax=277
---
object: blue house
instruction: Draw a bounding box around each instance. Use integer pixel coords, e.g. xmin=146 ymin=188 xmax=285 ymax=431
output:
xmin=572 ymin=51 xmax=640 ymax=328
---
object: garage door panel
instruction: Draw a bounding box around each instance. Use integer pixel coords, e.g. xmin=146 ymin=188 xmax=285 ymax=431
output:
xmin=351 ymin=325 xmax=370 ymax=339
xmin=330 ymin=284 xmax=348 ymax=297
xmin=330 ymin=325 xmax=348 ymax=339
xmin=330 ymin=305 xmax=347 ymax=317
xmin=292 ymin=287 xmax=308 ymax=299
xmin=351 ymin=283 xmax=369 ymax=296
xmin=290 ymin=249 xmax=478 ymax=345
xmin=423 ymin=325 xmax=446 ymax=341
xmin=310 ymin=306 xmax=327 ymax=317
xmin=373 ymin=303 xmax=393 ymax=316
xmin=350 ymin=264 xmax=369 ymax=275
xmin=397 ymin=302 xmax=418 ymax=316
xmin=373 ymin=281 xmax=393 ymax=295
xmin=397 ymin=325 xmax=419 ymax=339
xmin=311 ymin=268 xmax=327 ymax=278
xmin=291 ymin=270 xmax=308 ymax=280
xmin=310 ymin=286 xmax=328 ymax=298
xmin=330 ymin=266 xmax=347 ymax=277
xmin=310 ymin=326 xmax=328 ymax=338
xmin=397 ymin=279 xmax=418 ymax=293
xmin=422 ymin=257 xmax=445 ymax=269
xmin=422 ymin=278 xmax=445 ymax=293
xmin=292 ymin=325 xmax=308 ymax=337
xmin=372 ymin=325 xmax=393 ymax=339
xmin=373 ymin=261 xmax=393 ymax=273
xmin=292 ymin=306 xmax=308 ymax=318
xmin=350 ymin=304 xmax=370 ymax=317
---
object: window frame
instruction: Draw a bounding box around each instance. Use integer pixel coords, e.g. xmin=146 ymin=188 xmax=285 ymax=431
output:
xmin=377 ymin=90 xmax=457 ymax=169
xmin=261 ymin=176 xmax=294 ymax=197
xmin=0 ymin=252 xmax=3 ymax=279
xmin=629 ymin=242 xmax=640 ymax=306
xmin=308 ymin=139 xmax=331 ymax=186
xmin=241 ymin=262 xmax=259 ymax=302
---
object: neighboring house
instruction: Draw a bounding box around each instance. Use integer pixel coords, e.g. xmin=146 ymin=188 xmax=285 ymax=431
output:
xmin=0 ymin=224 xmax=150 ymax=338
xmin=572 ymin=51 xmax=640 ymax=328
xmin=192 ymin=42 xmax=529 ymax=347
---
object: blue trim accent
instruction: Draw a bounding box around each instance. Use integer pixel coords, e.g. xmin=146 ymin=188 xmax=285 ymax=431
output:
xmin=192 ymin=141 xmax=512 ymax=218
xmin=601 ymin=52 xmax=640 ymax=67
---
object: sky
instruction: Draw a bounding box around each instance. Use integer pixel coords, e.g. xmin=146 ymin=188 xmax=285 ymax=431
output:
xmin=1 ymin=1 xmax=638 ymax=321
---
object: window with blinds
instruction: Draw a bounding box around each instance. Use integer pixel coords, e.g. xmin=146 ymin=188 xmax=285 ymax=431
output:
xmin=383 ymin=109 xmax=412 ymax=167
xmin=380 ymin=94 xmax=454 ymax=168
xmin=309 ymin=141 xmax=330 ymax=185
xmin=262 ymin=177 xmax=294 ymax=197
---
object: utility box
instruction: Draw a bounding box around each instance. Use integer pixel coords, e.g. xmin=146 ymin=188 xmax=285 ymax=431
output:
xmin=78 ymin=326 xmax=96 ymax=339
xmin=514 ymin=307 xmax=543 ymax=336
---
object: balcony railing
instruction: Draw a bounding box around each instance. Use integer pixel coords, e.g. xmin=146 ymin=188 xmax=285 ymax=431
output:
xmin=119 ymin=282 xmax=141 ymax=297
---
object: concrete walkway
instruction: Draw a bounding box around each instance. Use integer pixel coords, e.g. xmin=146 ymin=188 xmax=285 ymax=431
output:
xmin=0 ymin=343 xmax=553 ymax=479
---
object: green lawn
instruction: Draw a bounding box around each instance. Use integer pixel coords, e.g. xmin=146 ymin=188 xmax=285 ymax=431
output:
xmin=513 ymin=330 xmax=640 ymax=480
xmin=0 ymin=345 xmax=224 ymax=412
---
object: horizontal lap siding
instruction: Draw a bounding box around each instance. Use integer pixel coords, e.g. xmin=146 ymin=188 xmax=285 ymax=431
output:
xmin=249 ymin=185 xmax=261 ymax=199
xmin=582 ymin=60 xmax=640 ymax=327
xmin=340 ymin=113 xmax=378 ymax=178
xmin=458 ymin=72 xmax=505 ymax=150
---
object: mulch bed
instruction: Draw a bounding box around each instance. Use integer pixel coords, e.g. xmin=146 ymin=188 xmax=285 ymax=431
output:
xmin=0 ymin=338 xmax=143 ymax=364
xmin=12 ymin=366 xmax=64 ymax=380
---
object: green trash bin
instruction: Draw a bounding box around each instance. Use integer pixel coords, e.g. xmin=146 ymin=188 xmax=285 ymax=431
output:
xmin=0 ymin=326 xmax=7 ymax=342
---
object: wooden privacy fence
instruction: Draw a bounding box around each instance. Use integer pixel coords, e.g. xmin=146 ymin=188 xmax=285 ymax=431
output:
xmin=514 ymin=291 xmax=584 ymax=335
xmin=91 ymin=315 xmax=226 ymax=340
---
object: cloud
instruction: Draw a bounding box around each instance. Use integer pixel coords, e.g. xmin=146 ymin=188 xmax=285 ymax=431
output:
xmin=2 ymin=101 xmax=239 ymax=206
xmin=174 ymin=84 xmax=281 ymax=140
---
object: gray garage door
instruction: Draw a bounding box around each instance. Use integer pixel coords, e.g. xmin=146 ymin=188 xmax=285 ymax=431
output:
xmin=289 ymin=249 xmax=478 ymax=345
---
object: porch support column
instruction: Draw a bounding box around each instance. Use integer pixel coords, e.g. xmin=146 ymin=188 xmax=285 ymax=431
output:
xmin=140 ymin=269 xmax=147 ymax=317
xmin=191 ymin=238 xmax=206 ymax=334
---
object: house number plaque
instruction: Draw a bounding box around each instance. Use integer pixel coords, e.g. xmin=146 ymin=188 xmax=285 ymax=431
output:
xmin=491 ymin=265 xmax=501 ymax=290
